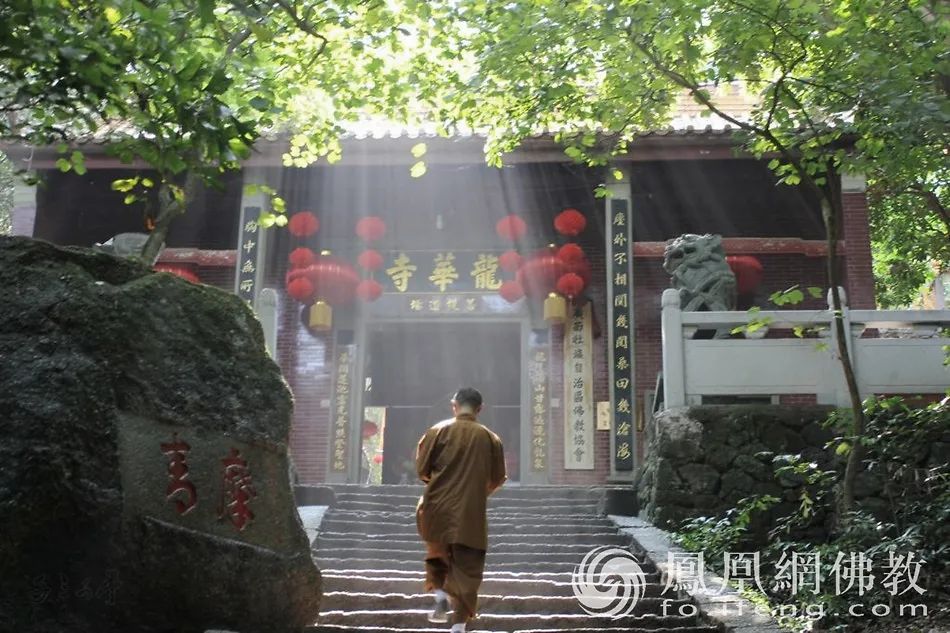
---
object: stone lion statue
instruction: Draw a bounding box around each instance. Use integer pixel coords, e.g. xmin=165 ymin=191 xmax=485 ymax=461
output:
xmin=663 ymin=233 xmax=736 ymax=312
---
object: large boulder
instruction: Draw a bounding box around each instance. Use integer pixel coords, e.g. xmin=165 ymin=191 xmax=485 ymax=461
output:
xmin=0 ymin=237 xmax=320 ymax=632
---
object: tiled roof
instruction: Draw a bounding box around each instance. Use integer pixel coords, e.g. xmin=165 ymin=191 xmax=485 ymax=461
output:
xmin=337 ymin=113 xmax=747 ymax=140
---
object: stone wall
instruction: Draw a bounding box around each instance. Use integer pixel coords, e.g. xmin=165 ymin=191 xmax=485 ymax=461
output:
xmin=636 ymin=405 xmax=836 ymax=528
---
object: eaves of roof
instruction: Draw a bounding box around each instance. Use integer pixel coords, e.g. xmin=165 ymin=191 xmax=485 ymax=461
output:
xmin=1 ymin=121 xmax=755 ymax=170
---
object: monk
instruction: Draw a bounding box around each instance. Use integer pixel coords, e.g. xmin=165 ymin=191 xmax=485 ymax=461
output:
xmin=415 ymin=387 xmax=507 ymax=633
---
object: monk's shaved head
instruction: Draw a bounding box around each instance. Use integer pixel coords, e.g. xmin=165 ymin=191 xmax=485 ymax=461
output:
xmin=452 ymin=387 xmax=483 ymax=411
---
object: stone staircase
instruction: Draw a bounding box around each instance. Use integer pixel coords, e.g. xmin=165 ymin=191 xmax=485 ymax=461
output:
xmin=306 ymin=484 xmax=718 ymax=633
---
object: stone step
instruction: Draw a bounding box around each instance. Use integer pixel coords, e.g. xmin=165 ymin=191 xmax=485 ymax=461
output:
xmin=326 ymin=484 xmax=615 ymax=501
xmin=316 ymin=547 xmax=656 ymax=567
xmin=334 ymin=491 xmax=608 ymax=506
xmin=317 ymin=558 xmax=662 ymax=578
xmin=315 ymin=610 xmax=704 ymax=630
xmin=335 ymin=500 xmax=602 ymax=514
xmin=313 ymin=486 xmax=681 ymax=633
xmin=315 ymin=537 xmax=632 ymax=553
xmin=319 ymin=573 xmax=670 ymax=599
xmin=325 ymin=509 xmax=609 ymax=521
xmin=321 ymin=512 xmax=616 ymax=529
xmin=320 ymin=591 xmax=690 ymax=616
xmin=309 ymin=626 xmax=718 ymax=633
xmin=316 ymin=530 xmax=633 ymax=547
xmin=318 ymin=519 xmax=618 ymax=536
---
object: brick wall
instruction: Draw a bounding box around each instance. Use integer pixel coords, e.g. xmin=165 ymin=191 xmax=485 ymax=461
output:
xmin=277 ymin=296 xmax=335 ymax=485
xmin=196 ymin=265 xmax=235 ymax=291
xmin=842 ymin=191 xmax=876 ymax=309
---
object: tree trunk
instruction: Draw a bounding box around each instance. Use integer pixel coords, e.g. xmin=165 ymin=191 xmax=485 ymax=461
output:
xmin=820 ymin=184 xmax=867 ymax=521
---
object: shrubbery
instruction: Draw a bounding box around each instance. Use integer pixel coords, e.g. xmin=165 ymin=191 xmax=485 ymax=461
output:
xmin=673 ymin=397 xmax=950 ymax=632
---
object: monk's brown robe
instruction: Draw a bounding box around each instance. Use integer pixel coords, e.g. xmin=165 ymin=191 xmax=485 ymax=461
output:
xmin=416 ymin=412 xmax=507 ymax=624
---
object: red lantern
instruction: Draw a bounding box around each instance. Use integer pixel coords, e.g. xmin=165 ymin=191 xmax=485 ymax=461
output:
xmin=313 ymin=256 xmax=360 ymax=305
xmin=154 ymin=264 xmax=200 ymax=284
xmin=286 ymin=254 xmax=359 ymax=306
xmin=286 ymin=276 xmax=314 ymax=302
xmin=499 ymin=250 xmax=522 ymax=273
xmin=517 ymin=252 xmax=568 ymax=298
xmin=357 ymin=249 xmax=384 ymax=271
xmin=554 ymin=208 xmax=586 ymax=236
xmin=556 ymin=272 xmax=585 ymax=298
xmin=496 ymin=215 xmax=527 ymax=242
xmin=356 ymin=216 xmax=387 ymax=242
xmin=567 ymin=256 xmax=592 ymax=284
xmin=288 ymin=211 xmax=319 ymax=237
xmin=557 ymin=243 xmax=585 ymax=265
xmin=726 ymin=255 xmax=764 ymax=295
xmin=289 ymin=247 xmax=316 ymax=268
xmin=499 ymin=280 xmax=525 ymax=303
xmin=356 ymin=278 xmax=383 ymax=302
xmin=362 ymin=420 xmax=379 ymax=439
xmin=372 ymin=454 xmax=384 ymax=465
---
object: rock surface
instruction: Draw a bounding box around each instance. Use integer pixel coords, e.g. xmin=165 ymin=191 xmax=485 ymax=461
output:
xmin=637 ymin=405 xmax=834 ymax=528
xmin=0 ymin=237 xmax=320 ymax=632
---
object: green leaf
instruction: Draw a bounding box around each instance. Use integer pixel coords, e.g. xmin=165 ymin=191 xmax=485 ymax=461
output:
xmin=70 ymin=151 xmax=86 ymax=175
xmin=103 ymin=6 xmax=121 ymax=25
xmin=123 ymin=193 xmax=138 ymax=204
xmin=111 ymin=178 xmax=138 ymax=192
xmin=410 ymin=161 xmax=427 ymax=178
xmin=249 ymin=96 xmax=271 ymax=111
xmin=197 ymin=0 xmax=215 ymax=24
xmin=205 ymin=69 xmax=232 ymax=95
xmin=410 ymin=142 xmax=427 ymax=158
xmin=272 ymin=197 xmax=286 ymax=213
xmin=55 ymin=158 xmax=71 ymax=172
xmin=259 ymin=214 xmax=276 ymax=228
xmin=612 ymin=169 xmax=624 ymax=181
xmin=274 ymin=214 xmax=288 ymax=227
xmin=807 ymin=287 xmax=823 ymax=299
xmin=835 ymin=441 xmax=851 ymax=456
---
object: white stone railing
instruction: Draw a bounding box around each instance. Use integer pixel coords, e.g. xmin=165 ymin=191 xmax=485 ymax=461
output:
xmin=661 ymin=288 xmax=950 ymax=408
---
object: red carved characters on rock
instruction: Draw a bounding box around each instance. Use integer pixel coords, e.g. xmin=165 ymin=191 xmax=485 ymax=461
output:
xmin=218 ymin=448 xmax=257 ymax=531
xmin=160 ymin=433 xmax=197 ymax=515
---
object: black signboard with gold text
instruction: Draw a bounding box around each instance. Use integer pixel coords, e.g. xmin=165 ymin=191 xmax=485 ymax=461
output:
xmin=608 ymin=199 xmax=635 ymax=471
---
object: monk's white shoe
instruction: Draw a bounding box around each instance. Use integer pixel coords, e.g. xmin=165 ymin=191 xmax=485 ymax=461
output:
xmin=427 ymin=596 xmax=450 ymax=623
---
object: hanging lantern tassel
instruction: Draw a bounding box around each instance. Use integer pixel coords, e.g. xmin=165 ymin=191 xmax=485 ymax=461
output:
xmin=543 ymin=292 xmax=567 ymax=325
xmin=309 ymin=300 xmax=333 ymax=331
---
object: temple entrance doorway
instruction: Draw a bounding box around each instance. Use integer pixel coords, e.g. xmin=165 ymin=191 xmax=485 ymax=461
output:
xmin=359 ymin=321 xmax=522 ymax=484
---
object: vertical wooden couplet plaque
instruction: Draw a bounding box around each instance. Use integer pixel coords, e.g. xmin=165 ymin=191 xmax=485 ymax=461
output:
xmin=563 ymin=303 xmax=594 ymax=469
xmin=330 ymin=345 xmax=353 ymax=474
xmin=235 ymin=205 xmax=261 ymax=303
xmin=609 ymin=198 xmax=635 ymax=472
xmin=528 ymin=346 xmax=549 ymax=473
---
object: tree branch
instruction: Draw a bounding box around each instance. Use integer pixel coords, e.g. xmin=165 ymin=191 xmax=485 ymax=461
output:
xmin=890 ymin=185 xmax=950 ymax=235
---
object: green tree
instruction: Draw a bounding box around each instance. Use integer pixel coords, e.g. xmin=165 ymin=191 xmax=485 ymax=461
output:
xmin=413 ymin=0 xmax=948 ymax=515
xmin=0 ymin=0 xmax=423 ymax=262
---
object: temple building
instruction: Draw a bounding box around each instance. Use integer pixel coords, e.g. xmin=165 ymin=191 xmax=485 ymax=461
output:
xmin=5 ymin=112 xmax=877 ymax=487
